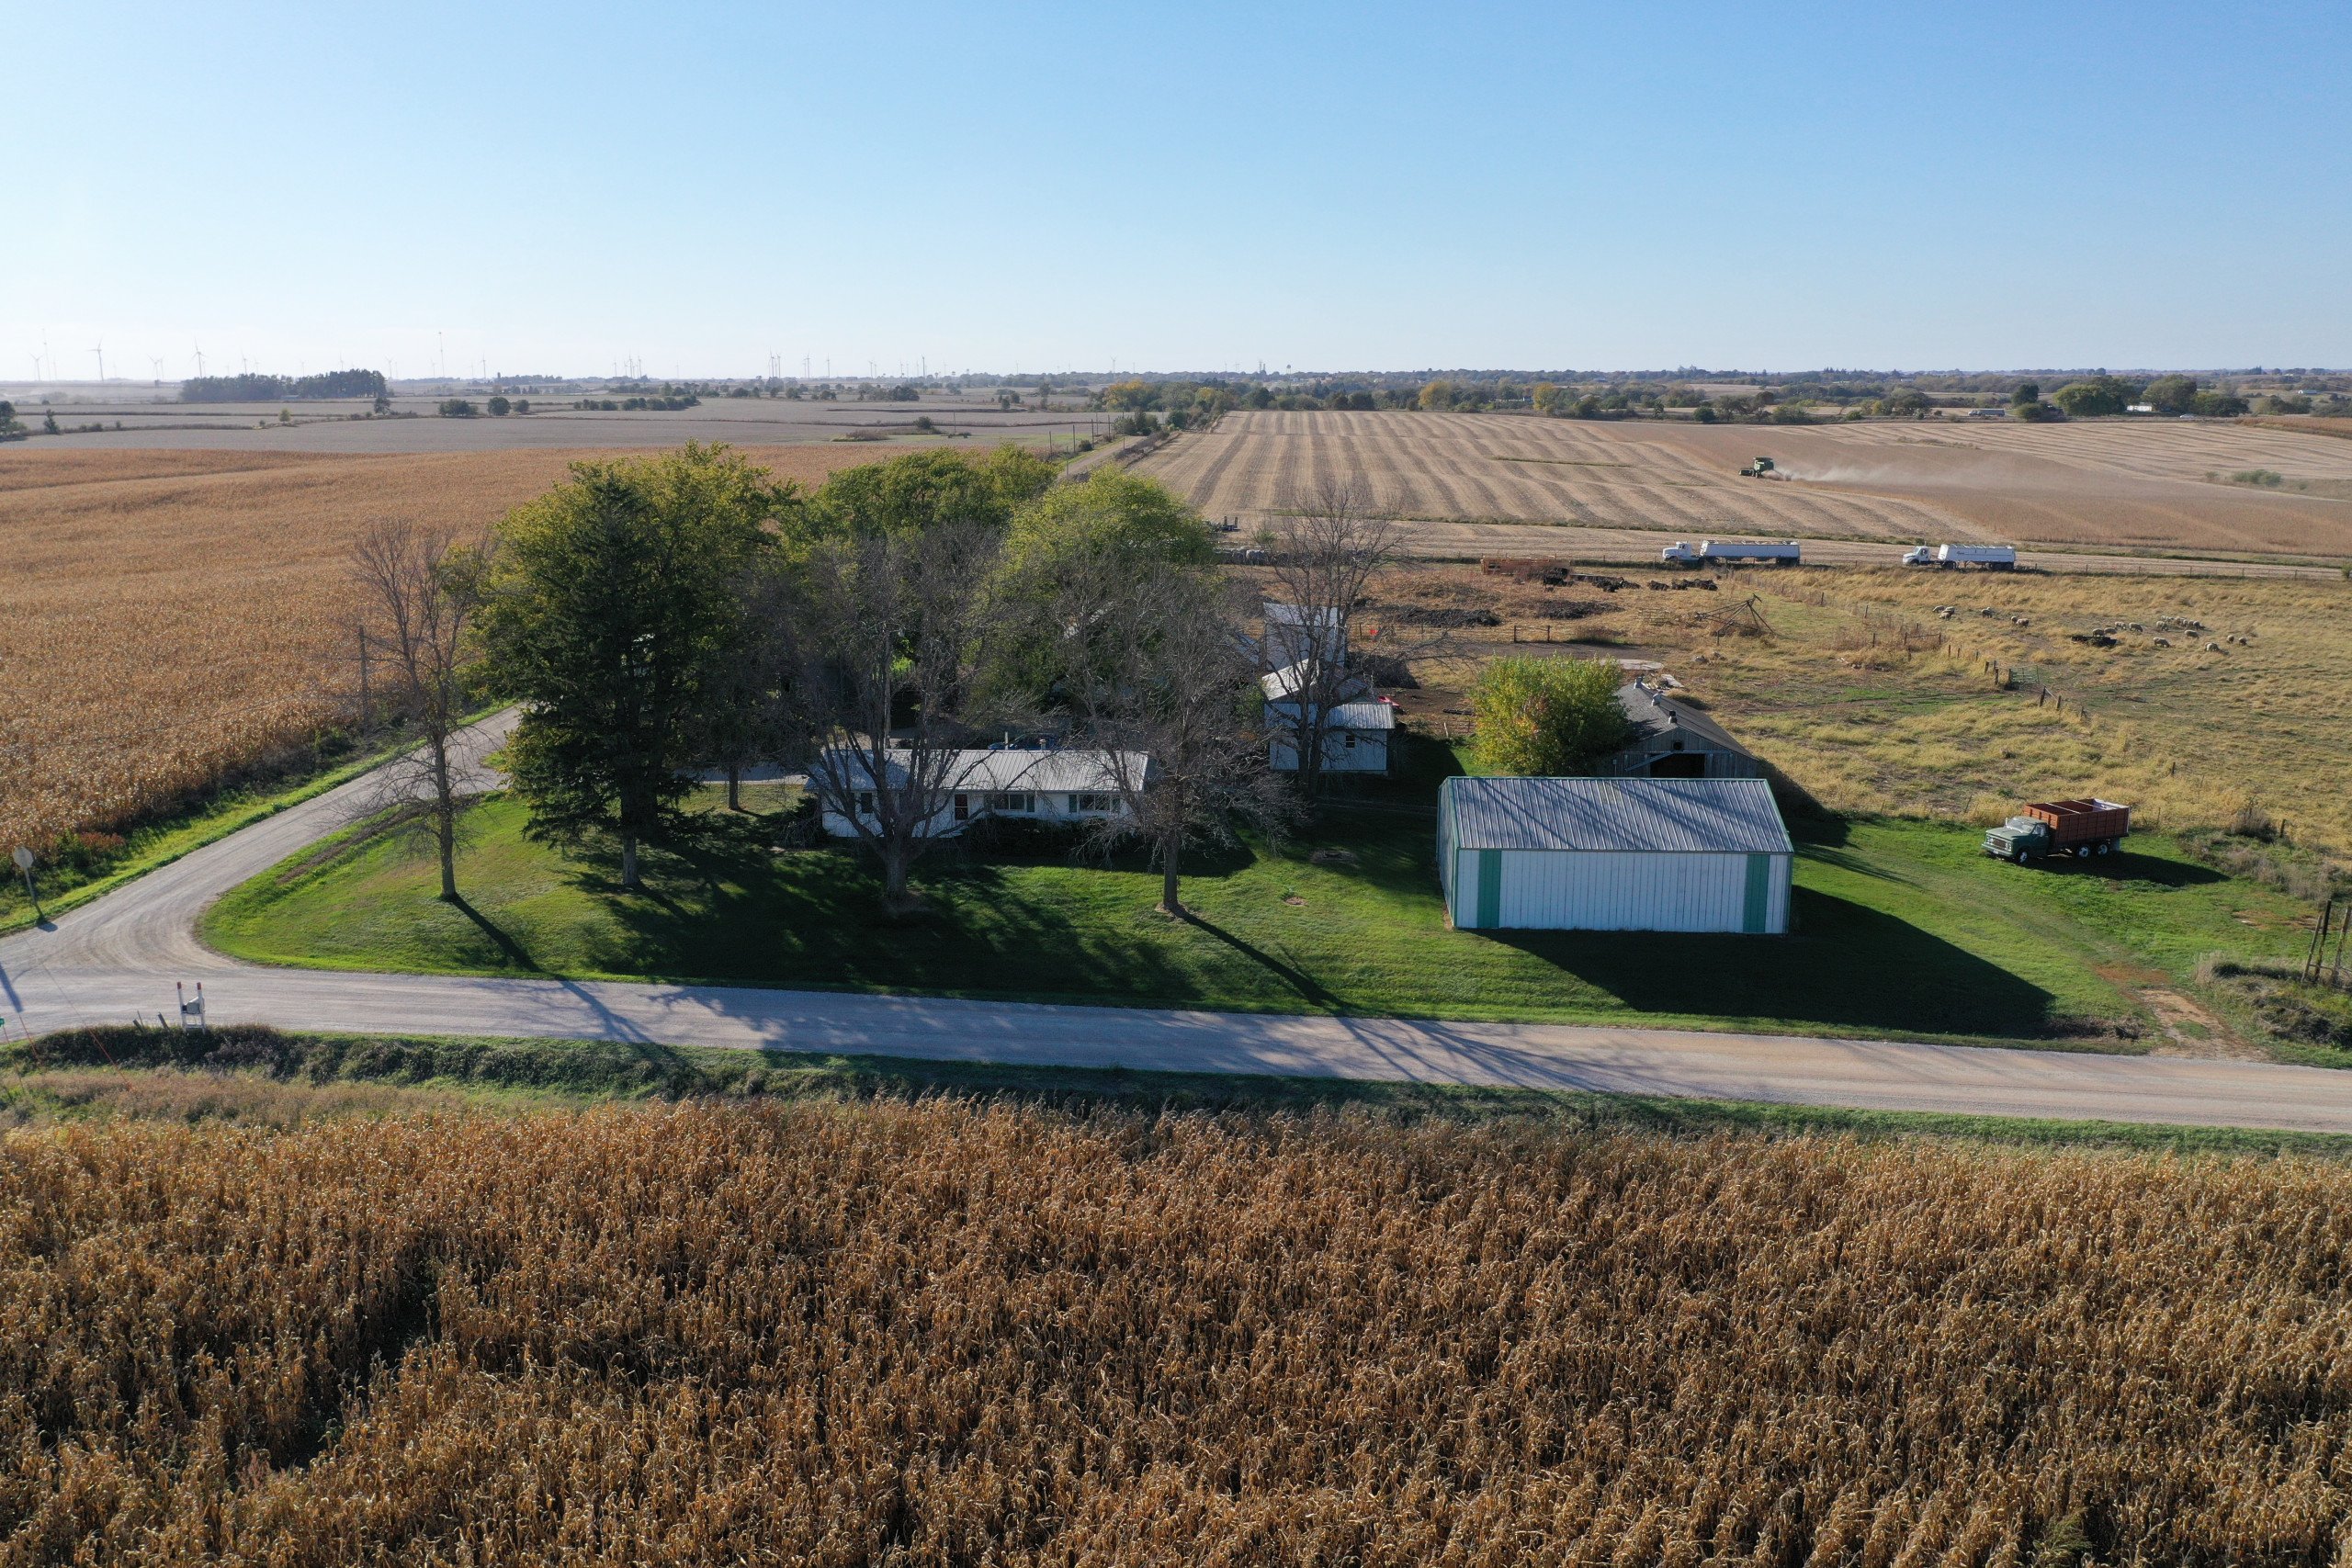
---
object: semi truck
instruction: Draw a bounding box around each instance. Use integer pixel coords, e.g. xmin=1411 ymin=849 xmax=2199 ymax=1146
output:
xmin=1982 ymin=798 xmax=2131 ymax=863
xmin=1902 ymin=543 xmax=2018 ymax=570
xmin=1659 ymin=539 xmax=1803 ymax=566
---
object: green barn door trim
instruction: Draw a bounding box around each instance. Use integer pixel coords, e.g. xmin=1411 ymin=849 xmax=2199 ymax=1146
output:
xmin=1474 ymin=850 xmax=1503 ymax=929
xmin=1742 ymin=853 xmax=1771 ymax=933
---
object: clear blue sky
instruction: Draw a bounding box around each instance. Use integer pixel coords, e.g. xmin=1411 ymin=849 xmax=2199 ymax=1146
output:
xmin=7 ymin=2 xmax=2347 ymax=379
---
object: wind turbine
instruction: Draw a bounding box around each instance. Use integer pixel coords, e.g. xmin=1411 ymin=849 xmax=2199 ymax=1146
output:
xmin=92 ymin=344 xmax=105 ymax=384
xmin=192 ymin=344 xmax=206 ymax=377
xmin=149 ymin=355 xmax=164 ymax=385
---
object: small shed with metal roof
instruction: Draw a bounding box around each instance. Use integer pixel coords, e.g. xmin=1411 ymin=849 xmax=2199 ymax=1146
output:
xmin=1600 ymin=680 xmax=1761 ymax=780
xmin=1437 ymin=775 xmax=1792 ymax=933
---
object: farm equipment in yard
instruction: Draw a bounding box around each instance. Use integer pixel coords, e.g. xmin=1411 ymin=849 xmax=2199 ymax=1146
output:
xmin=1983 ymin=799 xmax=2131 ymax=863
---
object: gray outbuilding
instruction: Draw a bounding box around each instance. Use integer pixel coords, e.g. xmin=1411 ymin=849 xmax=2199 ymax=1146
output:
xmin=1438 ymin=775 xmax=1793 ymax=933
xmin=1598 ymin=680 xmax=1761 ymax=780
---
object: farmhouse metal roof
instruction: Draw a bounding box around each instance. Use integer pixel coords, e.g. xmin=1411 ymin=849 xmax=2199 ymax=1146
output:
xmin=1266 ymin=698 xmax=1396 ymax=730
xmin=1615 ymin=681 xmax=1751 ymax=757
xmin=1261 ymin=662 xmax=1374 ymax=703
xmin=818 ymin=747 xmax=1148 ymax=794
xmin=1262 ymin=602 xmax=1342 ymax=629
xmin=1442 ymin=776 xmax=1792 ymax=854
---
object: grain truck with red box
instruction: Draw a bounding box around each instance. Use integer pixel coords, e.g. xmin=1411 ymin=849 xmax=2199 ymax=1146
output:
xmin=1982 ymin=798 xmax=2132 ymax=863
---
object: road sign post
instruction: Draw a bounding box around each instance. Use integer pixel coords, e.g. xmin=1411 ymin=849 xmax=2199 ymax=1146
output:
xmin=11 ymin=846 xmax=37 ymax=919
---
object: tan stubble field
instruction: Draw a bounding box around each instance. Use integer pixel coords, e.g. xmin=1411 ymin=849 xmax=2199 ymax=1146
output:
xmin=1134 ymin=410 xmax=2352 ymax=558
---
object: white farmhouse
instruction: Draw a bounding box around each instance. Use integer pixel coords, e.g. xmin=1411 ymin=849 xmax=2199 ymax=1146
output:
xmin=817 ymin=748 xmax=1148 ymax=839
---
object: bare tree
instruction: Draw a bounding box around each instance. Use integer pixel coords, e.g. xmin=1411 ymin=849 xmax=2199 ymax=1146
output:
xmin=1055 ymin=551 xmax=1285 ymax=917
xmin=800 ymin=524 xmax=1001 ymax=910
xmin=1264 ymin=474 xmax=1399 ymax=796
xmin=348 ymin=520 xmax=489 ymax=901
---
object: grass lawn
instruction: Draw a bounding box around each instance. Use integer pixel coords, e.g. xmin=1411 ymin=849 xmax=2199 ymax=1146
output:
xmin=203 ymin=739 xmax=2327 ymax=1055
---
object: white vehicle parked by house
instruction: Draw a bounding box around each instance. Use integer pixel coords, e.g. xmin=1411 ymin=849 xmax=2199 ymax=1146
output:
xmin=1901 ymin=543 xmax=2017 ymax=570
xmin=1659 ymin=539 xmax=1802 ymax=566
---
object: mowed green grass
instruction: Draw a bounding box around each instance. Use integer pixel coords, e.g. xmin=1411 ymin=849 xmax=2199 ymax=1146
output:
xmin=202 ymin=741 xmax=2323 ymax=1051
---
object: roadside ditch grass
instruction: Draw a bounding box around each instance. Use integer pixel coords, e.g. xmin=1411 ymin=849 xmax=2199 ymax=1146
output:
xmin=14 ymin=1023 xmax=2352 ymax=1159
xmin=200 ymin=742 xmax=2328 ymax=1057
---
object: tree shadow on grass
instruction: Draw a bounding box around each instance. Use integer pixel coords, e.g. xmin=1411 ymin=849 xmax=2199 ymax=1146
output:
xmin=1485 ymin=886 xmax=2063 ymax=1038
xmin=569 ymin=834 xmax=1240 ymax=1005
xmin=447 ymin=896 xmax=546 ymax=974
xmin=1174 ymin=910 xmax=1342 ymax=1009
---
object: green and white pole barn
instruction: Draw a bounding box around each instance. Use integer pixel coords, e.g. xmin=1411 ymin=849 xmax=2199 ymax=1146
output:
xmin=1437 ymin=776 xmax=1793 ymax=933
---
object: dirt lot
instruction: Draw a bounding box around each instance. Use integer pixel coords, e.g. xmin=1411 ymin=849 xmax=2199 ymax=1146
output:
xmin=1138 ymin=411 xmax=2352 ymax=559
xmin=0 ymin=445 xmax=881 ymax=852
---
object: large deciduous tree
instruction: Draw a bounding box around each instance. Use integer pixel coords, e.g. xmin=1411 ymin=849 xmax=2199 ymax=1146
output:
xmin=799 ymin=524 xmax=1002 ymax=909
xmin=347 ymin=520 xmax=490 ymax=901
xmin=983 ymin=469 xmax=1217 ymax=706
xmin=1052 ymin=551 xmax=1283 ymax=918
xmin=1470 ymin=656 xmax=1632 ymax=777
xmin=1264 ymin=474 xmax=1398 ymax=797
xmin=807 ymin=444 xmax=1054 ymax=537
xmin=481 ymin=444 xmax=782 ymax=890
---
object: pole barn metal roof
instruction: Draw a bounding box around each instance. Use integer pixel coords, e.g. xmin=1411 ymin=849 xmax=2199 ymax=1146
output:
xmin=1441 ymin=776 xmax=1793 ymax=855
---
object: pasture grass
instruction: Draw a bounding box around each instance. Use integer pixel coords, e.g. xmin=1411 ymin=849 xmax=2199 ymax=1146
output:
xmin=1404 ymin=563 xmax=2352 ymax=856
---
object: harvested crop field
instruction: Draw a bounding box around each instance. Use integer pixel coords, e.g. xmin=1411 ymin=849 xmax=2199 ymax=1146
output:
xmin=1136 ymin=410 xmax=2352 ymax=558
xmin=0 ymin=445 xmax=885 ymax=852
xmin=8 ymin=1094 xmax=2352 ymax=1563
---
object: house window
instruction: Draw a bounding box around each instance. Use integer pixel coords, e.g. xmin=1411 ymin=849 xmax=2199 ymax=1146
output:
xmin=953 ymin=794 xmax=970 ymax=822
xmin=855 ymin=791 xmax=875 ymax=815
xmin=1068 ymin=792 xmax=1117 ymax=814
xmin=989 ymin=792 xmax=1034 ymax=814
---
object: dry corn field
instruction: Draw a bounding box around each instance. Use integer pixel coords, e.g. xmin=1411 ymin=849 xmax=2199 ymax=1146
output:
xmin=1137 ymin=411 xmax=2352 ymax=558
xmin=4 ymin=1098 xmax=2352 ymax=1564
xmin=0 ymin=445 xmax=882 ymax=852
xmin=1388 ymin=564 xmax=2352 ymax=856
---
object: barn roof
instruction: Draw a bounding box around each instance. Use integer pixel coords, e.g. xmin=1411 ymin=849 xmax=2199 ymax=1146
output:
xmin=1616 ymin=681 xmax=1751 ymax=756
xmin=1441 ymin=776 xmax=1792 ymax=854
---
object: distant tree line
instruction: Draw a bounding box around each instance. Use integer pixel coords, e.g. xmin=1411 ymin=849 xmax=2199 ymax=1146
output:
xmin=572 ymin=394 xmax=701 ymax=412
xmin=180 ymin=369 xmax=388 ymax=402
xmin=1070 ymin=367 xmax=2350 ymax=423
